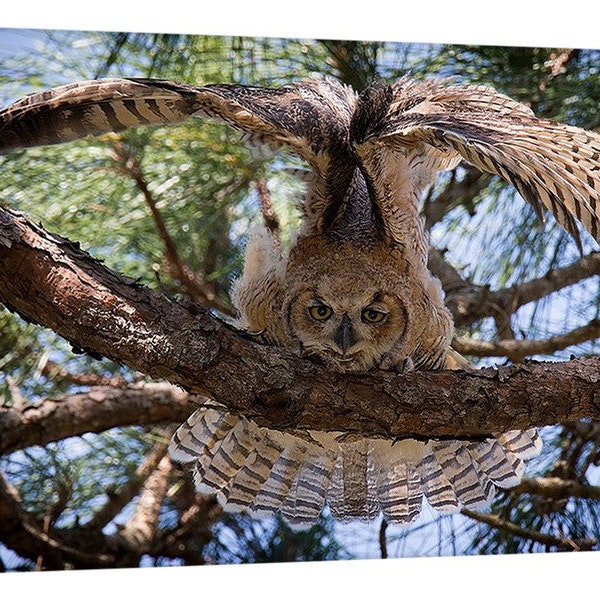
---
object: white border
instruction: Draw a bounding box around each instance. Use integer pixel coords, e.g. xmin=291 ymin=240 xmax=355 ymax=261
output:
xmin=2 ymin=553 xmax=599 ymax=598
xmin=1 ymin=1 xmax=600 ymax=48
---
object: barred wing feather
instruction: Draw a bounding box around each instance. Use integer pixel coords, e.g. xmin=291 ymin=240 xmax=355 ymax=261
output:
xmin=357 ymin=76 xmax=600 ymax=249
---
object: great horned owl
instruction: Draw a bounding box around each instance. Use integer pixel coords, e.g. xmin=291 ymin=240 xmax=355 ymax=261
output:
xmin=2 ymin=75 xmax=600 ymax=528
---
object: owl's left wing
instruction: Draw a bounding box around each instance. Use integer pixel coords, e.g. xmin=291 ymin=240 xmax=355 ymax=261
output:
xmin=352 ymin=77 xmax=600 ymax=250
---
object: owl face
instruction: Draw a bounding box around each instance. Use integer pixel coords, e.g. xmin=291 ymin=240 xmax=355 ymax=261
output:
xmin=286 ymin=286 xmax=409 ymax=373
xmin=282 ymin=239 xmax=414 ymax=373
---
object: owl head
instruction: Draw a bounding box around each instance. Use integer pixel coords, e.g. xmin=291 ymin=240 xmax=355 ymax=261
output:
xmin=280 ymin=236 xmax=452 ymax=373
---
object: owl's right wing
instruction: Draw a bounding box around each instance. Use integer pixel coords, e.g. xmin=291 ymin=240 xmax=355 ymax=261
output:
xmin=0 ymin=76 xmax=356 ymax=176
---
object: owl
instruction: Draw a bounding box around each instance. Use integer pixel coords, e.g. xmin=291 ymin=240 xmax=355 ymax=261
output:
xmin=2 ymin=74 xmax=600 ymax=529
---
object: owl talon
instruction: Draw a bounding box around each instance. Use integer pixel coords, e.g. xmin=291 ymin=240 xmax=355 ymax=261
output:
xmin=378 ymin=355 xmax=414 ymax=373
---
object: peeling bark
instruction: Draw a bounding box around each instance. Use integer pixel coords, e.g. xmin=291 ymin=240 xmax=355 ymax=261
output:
xmin=2 ymin=205 xmax=600 ymax=448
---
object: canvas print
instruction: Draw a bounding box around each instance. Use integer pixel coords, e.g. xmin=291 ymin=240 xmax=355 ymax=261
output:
xmin=0 ymin=29 xmax=599 ymax=571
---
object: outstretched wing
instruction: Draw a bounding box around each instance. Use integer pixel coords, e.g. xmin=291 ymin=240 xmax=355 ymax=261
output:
xmin=352 ymin=76 xmax=600 ymax=250
xmin=0 ymin=79 xmax=200 ymax=151
xmin=0 ymin=76 xmax=356 ymax=176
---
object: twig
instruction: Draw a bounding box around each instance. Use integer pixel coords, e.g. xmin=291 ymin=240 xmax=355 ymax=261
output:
xmin=538 ymin=49 xmax=579 ymax=92
xmin=379 ymin=518 xmax=388 ymax=559
xmin=40 ymin=358 xmax=128 ymax=388
xmin=512 ymin=477 xmax=600 ymax=501
xmin=453 ymin=318 xmax=600 ymax=361
xmin=424 ymin=167 xmax=493 ymax=227
xmin=108 ymin=141 xmax=234 ymax=316
xmin=0 ymin=471 xmax=114 ymax=568
xmin=461 ymin=508 xmax=596 ymax=551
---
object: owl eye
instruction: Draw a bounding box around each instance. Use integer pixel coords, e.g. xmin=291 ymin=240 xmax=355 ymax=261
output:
xmin=308 ymin=303 xmax=333 ymax=321
xmin=361 ymin=308 xmax=387 ymax=324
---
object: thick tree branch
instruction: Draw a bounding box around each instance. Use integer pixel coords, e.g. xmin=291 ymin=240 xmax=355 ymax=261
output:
xmin=2 ymin=205 xmax=600 ymax=445
xmin=0 ymin=382 xmax=191 ymax=455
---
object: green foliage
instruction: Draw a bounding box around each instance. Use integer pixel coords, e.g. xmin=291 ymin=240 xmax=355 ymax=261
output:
xmin=203 ymin=514 xmax=350 ymax=564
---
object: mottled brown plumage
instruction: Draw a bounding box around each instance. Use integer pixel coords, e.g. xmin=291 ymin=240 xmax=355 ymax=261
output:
xmin=3 ymin=74 xmax=599 ymax=527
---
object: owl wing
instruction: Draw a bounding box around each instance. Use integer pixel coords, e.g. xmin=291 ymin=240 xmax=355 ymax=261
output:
xmin=0 ymin=76 xmax=356 ymax=176
xmin=0 ymin=79 xmax=199 ymax=152
xmin=352 ymin=76 xmax=600 ymax=250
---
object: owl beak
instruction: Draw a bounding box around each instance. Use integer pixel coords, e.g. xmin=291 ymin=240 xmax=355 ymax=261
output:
xmin=334 ymin=314 xmax=358 ymax=353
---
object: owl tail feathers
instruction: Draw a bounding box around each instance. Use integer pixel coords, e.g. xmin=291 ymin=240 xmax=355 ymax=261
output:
xmin=169 ymin=405 xmax=542 ymax=529
xmin=420 ymin=429 xmax=542 ymax=514
xmin=169 ymin=405 xmax=338 ymax=530
xmin=325 ymin=430 xmax=542 ymax=524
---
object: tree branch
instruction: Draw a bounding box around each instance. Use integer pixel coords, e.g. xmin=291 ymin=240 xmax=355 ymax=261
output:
xmin=453 ymin=318 xmax=600 ymax=361
xmin=116 ymin=454 xmax=172 ymax=556
xmin=0 ymin=382 xmax=192 ymax=455
xmin=108 ymin=141 xmax=234 ymax=316
xmin=430 ymin=248 xmax=600 ymax=328
xmin=84 ymin=424 xmax=176 ymax=530
xmin=461 ymin=507 xmax=597 ymax=551
xmin=424 ymin=167 xmax=494 ymax=228
xmin=512 ymin=477 xmax=600 ymax=501
xmin=2 ymin=205 xmax=600 ymax=445
xmin=0 ymin=471 xmax=114 ymax=568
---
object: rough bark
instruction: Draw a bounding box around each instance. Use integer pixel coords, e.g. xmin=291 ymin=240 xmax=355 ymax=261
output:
xmin=0 ymin=382 xmax=192 ymax=455
xmin=2 ymin=205 xmax=600 ymax=447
